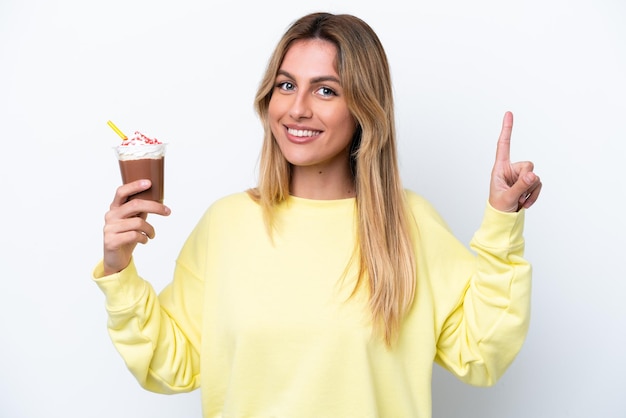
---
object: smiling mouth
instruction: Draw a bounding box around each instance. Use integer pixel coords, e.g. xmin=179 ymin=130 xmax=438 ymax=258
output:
xmin=287 ymin=128 xmax=321 ymax=137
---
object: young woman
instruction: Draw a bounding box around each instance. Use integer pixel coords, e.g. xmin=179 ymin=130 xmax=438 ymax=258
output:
xmin=95 ymin=12 xmax=542 ymax=417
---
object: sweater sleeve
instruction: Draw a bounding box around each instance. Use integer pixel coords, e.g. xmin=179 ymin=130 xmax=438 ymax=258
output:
xmin=434 ymin=202 xmax=531 ymax=387
xmin=92 ymin=209 xmax=211 ymax=394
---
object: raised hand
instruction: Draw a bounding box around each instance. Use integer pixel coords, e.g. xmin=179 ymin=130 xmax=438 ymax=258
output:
xmin=102 ymin=180 xmax=171 ymax=275
xmin=489 ymin=111 xmax=542 ymax=213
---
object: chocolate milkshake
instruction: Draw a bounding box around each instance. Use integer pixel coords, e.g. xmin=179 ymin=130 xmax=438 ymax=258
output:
xmin=114 ymin=131 xmax=166 ymax=203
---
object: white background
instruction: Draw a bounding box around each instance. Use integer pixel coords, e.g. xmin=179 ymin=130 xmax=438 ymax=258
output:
xmin=1 ymin=0 xmax=624 ymax=417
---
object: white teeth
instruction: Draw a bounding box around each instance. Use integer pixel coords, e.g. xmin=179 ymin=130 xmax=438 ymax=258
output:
xmin=288 ymin=128 xmax=320 ymax=137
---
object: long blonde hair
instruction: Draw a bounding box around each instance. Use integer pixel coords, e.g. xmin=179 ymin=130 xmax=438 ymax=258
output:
xmin=248 ymin=12 xmax=416 ymax=346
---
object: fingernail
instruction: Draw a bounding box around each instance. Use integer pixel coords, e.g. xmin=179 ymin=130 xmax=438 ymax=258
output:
xmin=164 ymin=206 xmax=171 ymax=215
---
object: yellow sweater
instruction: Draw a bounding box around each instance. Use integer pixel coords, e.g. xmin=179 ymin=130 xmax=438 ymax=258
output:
xmin=93 ymin=190 xmax=531 ymax=417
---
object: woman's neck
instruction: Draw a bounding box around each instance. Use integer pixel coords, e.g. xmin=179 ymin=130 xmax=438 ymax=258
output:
xmin=289 ymin=164 xmax=355 ymax=200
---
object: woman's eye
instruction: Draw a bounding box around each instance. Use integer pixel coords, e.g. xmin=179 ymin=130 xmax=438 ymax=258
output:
xmin=316 ymin=86 xmax=336 ymax=97
xmin=277 ymin=81 xmax=295 ymax=91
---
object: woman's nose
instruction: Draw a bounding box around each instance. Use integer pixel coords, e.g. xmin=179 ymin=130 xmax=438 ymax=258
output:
xmin=288 ymin=92 xmax=312 ymax=120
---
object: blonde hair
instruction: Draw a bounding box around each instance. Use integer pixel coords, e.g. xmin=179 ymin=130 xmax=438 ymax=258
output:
xmin=248 ymin=12 xmax=416 ymax=346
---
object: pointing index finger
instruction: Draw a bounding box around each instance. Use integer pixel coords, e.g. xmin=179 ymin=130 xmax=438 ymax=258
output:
xmin=495 ymin=111 xmax=514 ymax=163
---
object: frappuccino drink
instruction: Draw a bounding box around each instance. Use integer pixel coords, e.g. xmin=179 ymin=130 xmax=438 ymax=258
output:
xmin=113 ymin=130 xmax=166 ymax=203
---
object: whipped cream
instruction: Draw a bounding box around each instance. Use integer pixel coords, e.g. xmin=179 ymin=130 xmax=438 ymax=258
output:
xmin=115 ymin=131 xmax=166 ymax=160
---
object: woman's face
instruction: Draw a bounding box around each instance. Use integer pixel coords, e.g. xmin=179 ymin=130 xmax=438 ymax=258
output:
xmin=268 ymin=39 xmax=356 ymax=173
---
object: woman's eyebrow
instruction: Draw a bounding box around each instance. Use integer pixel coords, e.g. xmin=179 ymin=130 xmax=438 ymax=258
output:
xmin=277 ymin=69 xmax=341 ymax=85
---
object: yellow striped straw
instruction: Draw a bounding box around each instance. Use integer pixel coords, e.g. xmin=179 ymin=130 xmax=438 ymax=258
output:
xmin=107 ymin=120 xmax=127 ymax=140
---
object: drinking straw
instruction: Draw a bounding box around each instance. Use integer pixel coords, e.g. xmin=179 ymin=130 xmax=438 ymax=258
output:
xmin=107 ymin=120 xmax=127 ymax=140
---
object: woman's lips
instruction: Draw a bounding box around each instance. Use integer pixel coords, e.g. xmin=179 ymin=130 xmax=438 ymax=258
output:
xmin=285 ymin=127 xmax=322 ymax=144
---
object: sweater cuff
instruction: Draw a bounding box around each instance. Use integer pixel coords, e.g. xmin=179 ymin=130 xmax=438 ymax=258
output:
xmin=473 ymin=202 xmax=526 ymax=249
xmin=92 ymin=259 xmax=148 ymax=311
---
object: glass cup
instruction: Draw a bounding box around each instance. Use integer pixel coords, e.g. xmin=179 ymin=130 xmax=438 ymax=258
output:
xmin=114 ymin=143 xmax=166 ymax=203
